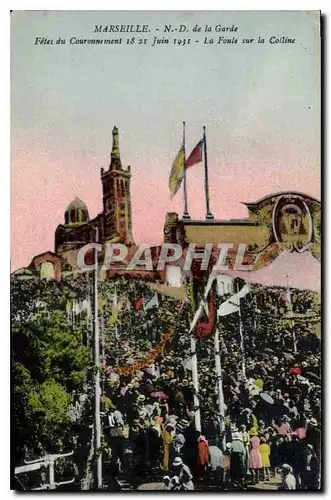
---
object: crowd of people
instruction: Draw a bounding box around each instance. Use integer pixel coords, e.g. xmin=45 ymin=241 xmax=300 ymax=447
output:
xmin=11 ymin=274 xmax=321 ymax=491
xmin=92 ymin=279 xmax=321 ymax=491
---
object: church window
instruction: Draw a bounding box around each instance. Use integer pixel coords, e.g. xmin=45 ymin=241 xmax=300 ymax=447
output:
xmin=70 ymin=210 xmax=76 ymax=223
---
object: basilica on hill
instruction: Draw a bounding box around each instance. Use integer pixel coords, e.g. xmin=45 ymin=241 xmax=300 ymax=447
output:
xmin=11 ymin=125 xmax=321 ymax=284
xmin=54 ymin=125 xmax=135 ymax=268
xmin=12 ymin=126 xmax=162 ymax=282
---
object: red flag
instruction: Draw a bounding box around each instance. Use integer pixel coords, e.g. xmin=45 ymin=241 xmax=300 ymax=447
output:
xmin=135 ymin=297 xmax=143 ymax=311
xmin=186 ymin=139 xmax=203 ymax=168
xmin=196 ymin=292 xmax=216 ymax=339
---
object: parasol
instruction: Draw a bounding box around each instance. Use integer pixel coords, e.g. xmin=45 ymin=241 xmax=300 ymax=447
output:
xmin=150 ymin=391 xmax=168 ymax=399
xmin=260 ymin=392 xmax=274 ymax=404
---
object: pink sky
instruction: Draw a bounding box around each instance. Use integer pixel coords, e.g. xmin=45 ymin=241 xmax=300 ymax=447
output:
xmin=11 ymin=134 xmax=320 ymax=285
xmin=11 ymin=11 xmax=320 ymax=291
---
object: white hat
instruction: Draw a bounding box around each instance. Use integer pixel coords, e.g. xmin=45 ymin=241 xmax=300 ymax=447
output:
xmin=309 ymin=417 xmax=318 ymax=427
xmin=281 ymin=464 xmax=293 ymax=473
xmin=172 ymin=457 xmax=183 ymax=466
xmin=232 ymin=432 xmax=243 ymax=441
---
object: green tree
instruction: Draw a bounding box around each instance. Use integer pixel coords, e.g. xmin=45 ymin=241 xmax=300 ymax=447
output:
xmin=12 ymin=313 xmax=92 ymax=463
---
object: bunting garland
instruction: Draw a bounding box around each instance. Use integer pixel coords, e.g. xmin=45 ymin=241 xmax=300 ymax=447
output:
xmin=112 ymin=331 xmax=173 ymax=375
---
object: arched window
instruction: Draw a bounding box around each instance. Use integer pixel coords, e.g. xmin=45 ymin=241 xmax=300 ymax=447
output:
xmin=40 ymin=261 xmax=55 ymax=280
xmin=70 ymin=210 xmax=76 ymax=223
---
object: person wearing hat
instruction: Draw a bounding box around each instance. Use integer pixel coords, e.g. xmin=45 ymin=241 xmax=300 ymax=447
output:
xmin=171 ymin=425 xmax=186 ymax=465
xmin=130 ymin=418 xmax=149 ymax=487
xmin=275 ymin=416 xmax=291 ymax=436
xmin=106 ymin=407 xmax=125 ymax=473
xmin=171 ymin=457 xmax=194 ymax=490
xmin=239 ymin=408 xmax=259 ymax=431
xmin=197 ymin=435 xmax=209 ymax=477
xmin=137 ymin=394 xmax=146 ymax=404
xmin=279 ymin=464 xmax=296 ymax=490
xmin=306 ymin=417 xmax=321 ymax=460
xmin=259 ymin=437 xmax=271 ymax=481
xmin=158 ymin=396 xmax=169 ymax=421
xmin=130 ymin=394 xmax=146 ymax=424
xmin=249 ymin=428 xmax=262 ymax=485
xmin=301 ymin=443 xmax=320 ymax=490
xmin=240 ymin=425 xmax=250 ymax=474
xmin=288 ymin=399 xmax=300 ymax=421
xmin=162 ymin=475 xmax=172 ymax=491
xmin=208 ymin=442 xmax=224 ymax=485
xmin=291 ymin=415 xmax=307 ymax=441
xmin=230 ymin=432 xmax=247 ymax=487
xmin=152 ymin=401 xmax=162 ymax=418
xmin=161 ymin=424 xmax=174 ymax=472
xmin=147 ymin=415 xmax=163 ymax=471
xmin=182 ymin=421 xmax=200 ymax=479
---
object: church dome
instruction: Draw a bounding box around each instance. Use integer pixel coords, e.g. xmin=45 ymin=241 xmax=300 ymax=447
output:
xmin=66 ymin=197 xmax=88 ymax=212
xmin=64 ymin=197 xmax=89 ymax=225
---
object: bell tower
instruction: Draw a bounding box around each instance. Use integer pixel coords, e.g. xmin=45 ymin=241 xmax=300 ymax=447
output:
xmin=101 ymin=126 xmax=134 ymax=245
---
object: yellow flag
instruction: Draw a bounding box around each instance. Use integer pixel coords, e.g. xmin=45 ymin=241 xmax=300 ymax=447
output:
xmin=98 ymin=295 xmax=104 ymax=309
xmin=169 ymin=142 xmax=185 ymax=199
xmin=66 ymin=299 xmax=72 ymax=312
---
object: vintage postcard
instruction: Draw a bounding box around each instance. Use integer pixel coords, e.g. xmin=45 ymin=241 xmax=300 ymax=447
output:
xmin=11 ymin=10 xmax=321 ymax=491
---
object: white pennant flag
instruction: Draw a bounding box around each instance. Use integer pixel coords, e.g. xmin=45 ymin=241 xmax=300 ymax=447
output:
xmin=143 ymin=292 xmax=159 ymax=311
xmin=189 ymin=274 xmax=215 ymax=333
xmin=217 ymin=283 xmax=250 ymax=317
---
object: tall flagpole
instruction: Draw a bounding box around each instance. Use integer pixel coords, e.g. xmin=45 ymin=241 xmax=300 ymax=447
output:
xmin=214 ymin=328 xmax=226 ymax=448
xmin=93 ymin=227 xmax=102 ymax=489
xmin=203 ymin=126 xmax=214 ymax=220
xmin=237 ymin=281 xmax=246 ymax=380
xmin=287 ymin=275 xmax=297 ymax=354
xmin=191 ymin=334 xmax=201 ymax=432
xmin=189 ymin=281 xmax=201 ymax=432
xmin=182 ymin=121 xmax=191 ymax=220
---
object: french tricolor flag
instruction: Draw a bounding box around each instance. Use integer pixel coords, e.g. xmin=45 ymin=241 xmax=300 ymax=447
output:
xmin=186 ymin=139 xmax=203 ymax=168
